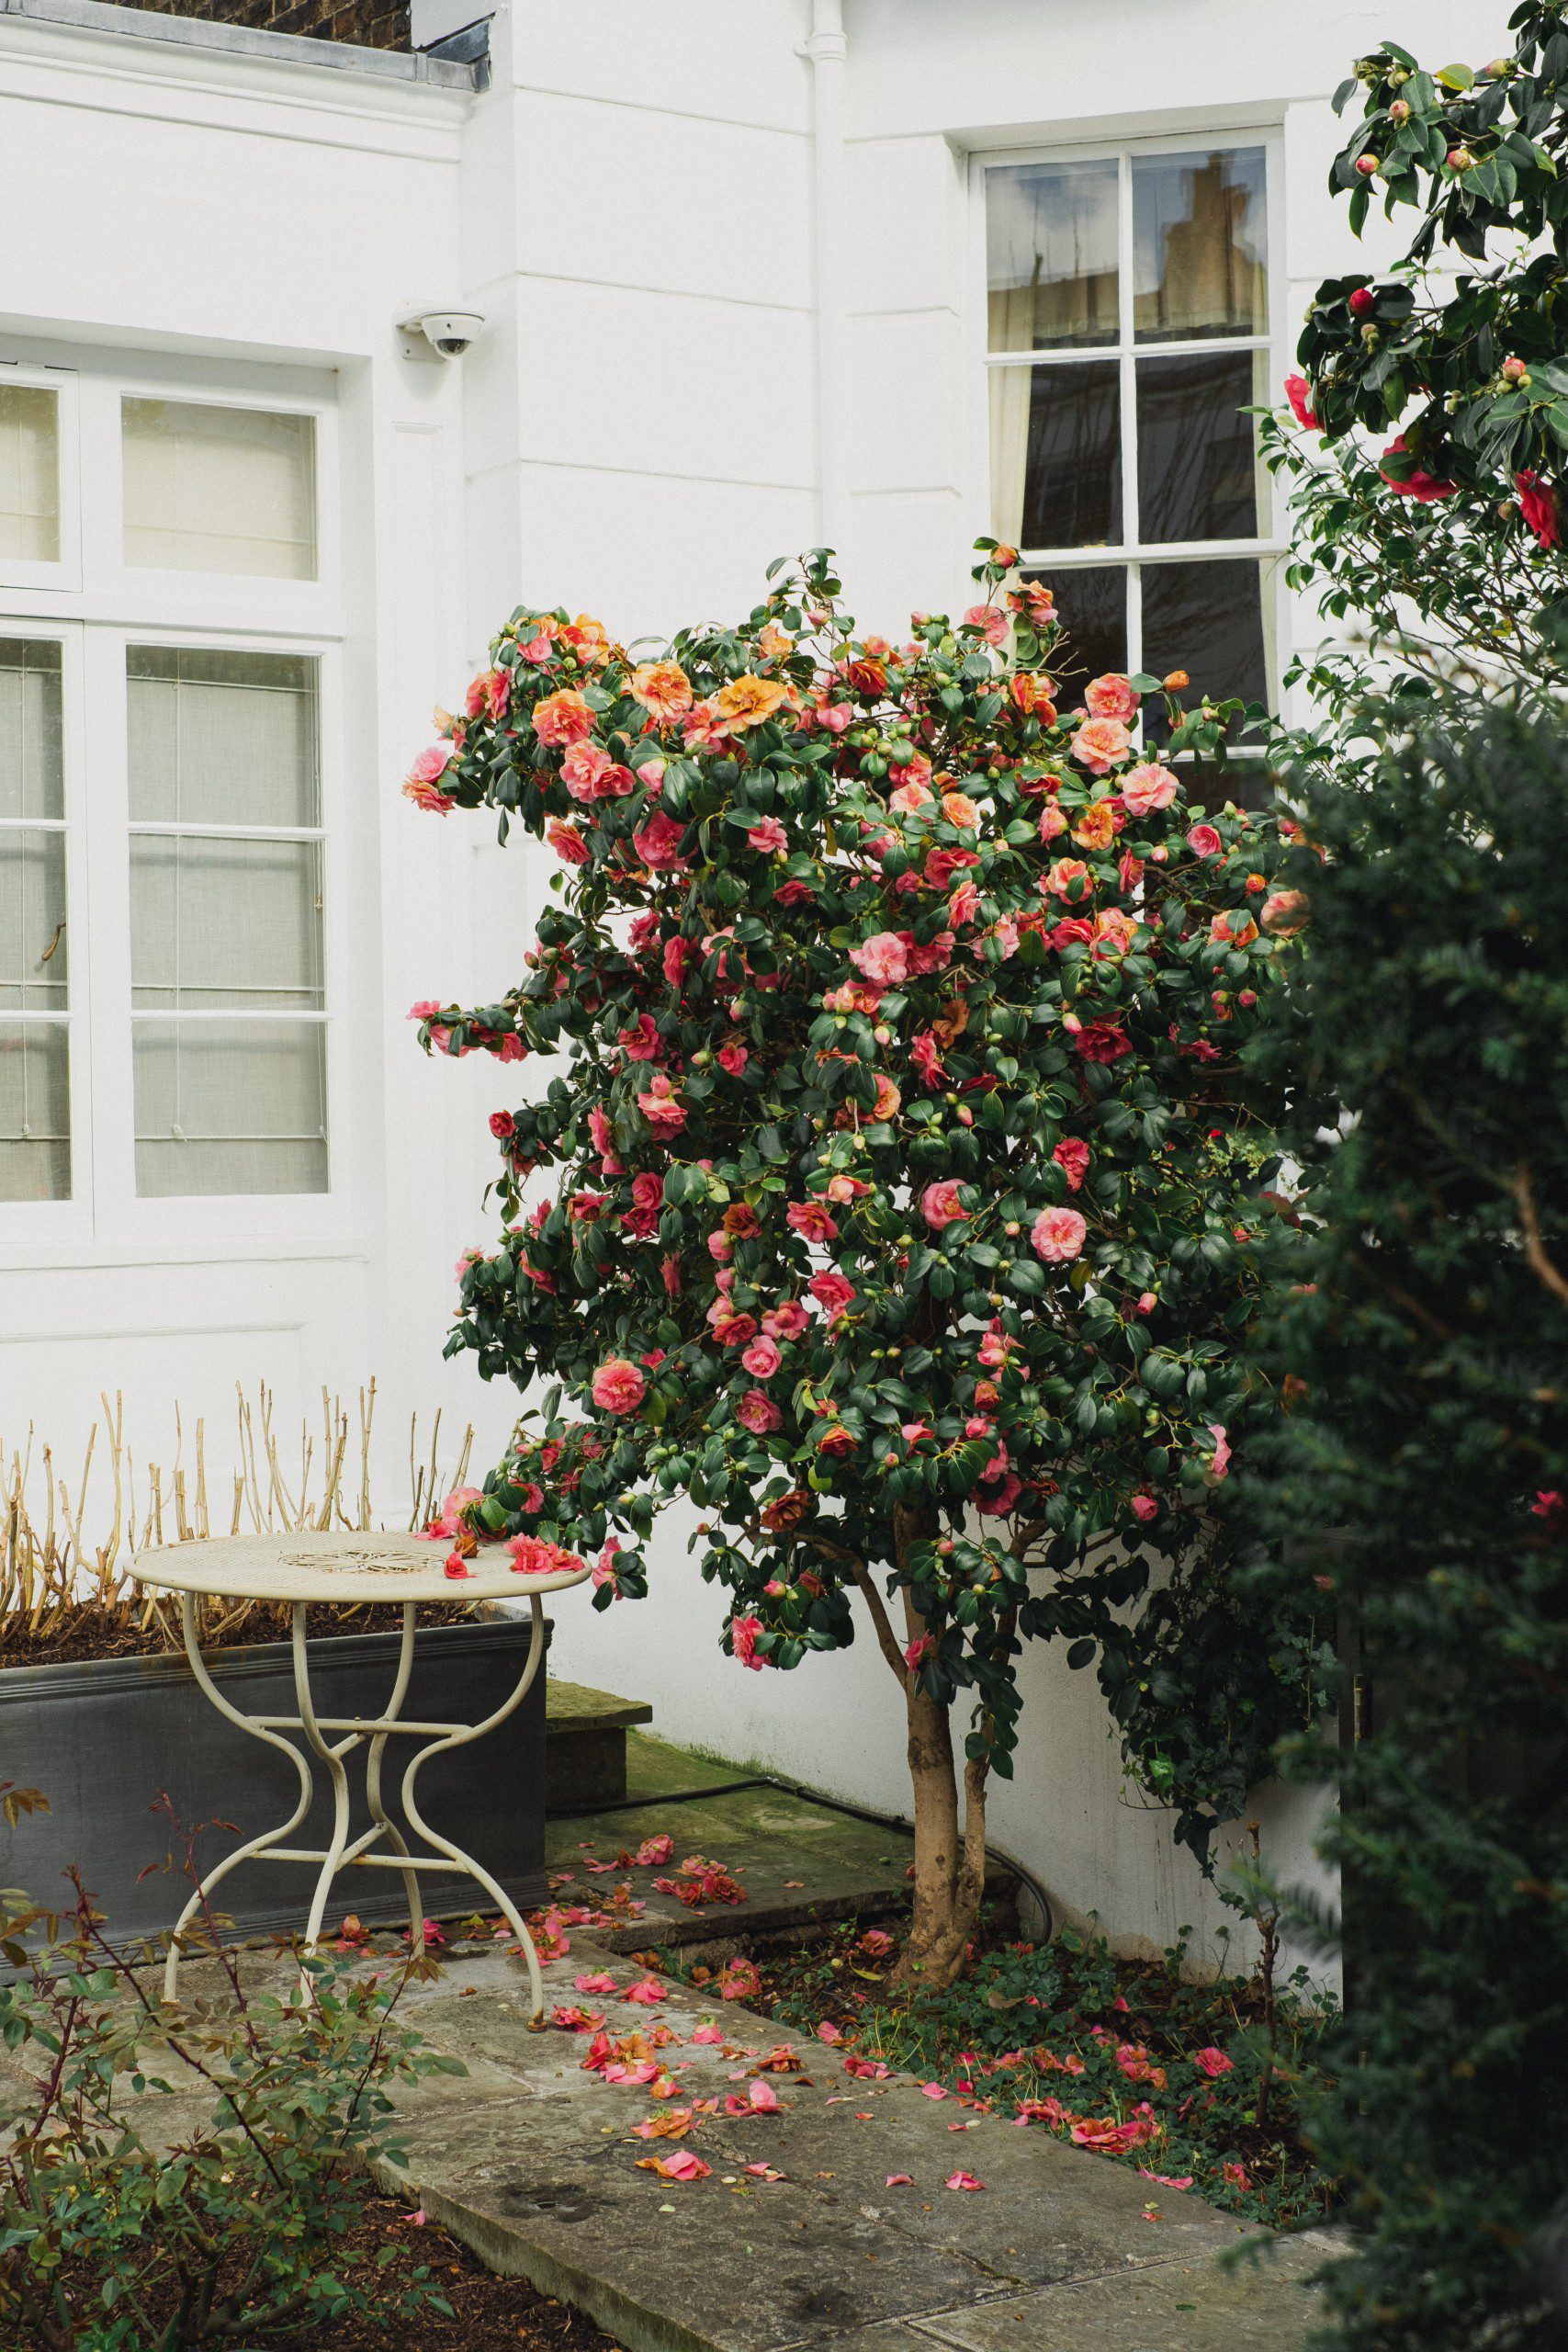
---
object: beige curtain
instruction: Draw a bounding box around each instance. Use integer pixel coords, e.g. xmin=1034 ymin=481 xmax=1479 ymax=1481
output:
xmin=987 ymin=282 xmax=1038 ymax=544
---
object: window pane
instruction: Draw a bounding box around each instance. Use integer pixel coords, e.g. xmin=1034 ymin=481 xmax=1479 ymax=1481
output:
xmin=130 ymin=835 xmax=324 ymax=1012
xmin=0 ymin=832 xmax=67 ymax=1012
xmin=0 ymin=386 xmax=60 ymax=565
xmin=987 ymin=161 xmax=1119 ymax=351
xmin=0 ymin=1022 xmax=69 ymax=1201
xmin=122 ymin=399 xmax=317 ymax=580
xmin=1142 ymin=559 xmax=1268 ymax=737
xmin=134 ymin=1018 xmax=327 ymax=1197
xmin=1024 ymin=567 xmax=1128 ymax=692
xmin=1133 ymin=148 xmax=1267 ymax=343
xmin=128 ymin=647 xmax=319 ymax=827
xmin=0 ymin=639 xmax=64 ymax=820
xmin=992 ymin=363 xmax=1122 ymax=551
xmin=1136 ymin=352 xmax=1263 ymax=543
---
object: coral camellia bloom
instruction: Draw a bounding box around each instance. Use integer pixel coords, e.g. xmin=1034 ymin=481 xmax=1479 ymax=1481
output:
xmin=1120 ymin=762 xmax=1178 ymax=818
xmin=591 ymin=1358 xmax=648 ymax=1415
xmin=1378 ymin=435 xmax=1457 ymax=502
xmin=629 ymin=660 xmax=693 ymax=722
xmin=730 ymin=1612 xmax=767 ymax=1668
xmin=850 ymin=931 xmax=909 ymax=987
xmin=1072 ymin=716 xmax=1133 ymax=774
xmin=530 ymin=687 xmax=595 ymax=746
xmin=738 ymin=1387 xmax=784 ymax=1434
xmin=1032 ymin=1204 xmax=1088 ymax=1262
xmin=1084 ymin=673 xmax=1137 ymax=722
xmin=403 ymin=743 xmax=457 ymax=813
xmin=1053 ymin=1137 xmax=1090 ymax=1192
xmin=714 ymin=674 xmax=788 ymax=731
xmin=747 ymin=815 xmax=789 ymax=855
xmin=1186 ymin=823 xmax=1224 ymax=859
xmin=920 ymin=1180 xmax=970 ymax=1229
xmin=741 ymin=1336 xmax=782 ymax=1379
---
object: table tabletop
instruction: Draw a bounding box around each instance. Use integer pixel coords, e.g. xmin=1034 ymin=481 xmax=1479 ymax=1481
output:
xmin=131 ymin=1529 xmax=592 ymax=1606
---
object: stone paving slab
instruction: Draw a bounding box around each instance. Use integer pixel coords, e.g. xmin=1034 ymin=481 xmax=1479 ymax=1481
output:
xmin=547 ymin=1732 xmax=919 ymax=1950
xmin=373 ymin=1939 xmax=1335 ymax=2352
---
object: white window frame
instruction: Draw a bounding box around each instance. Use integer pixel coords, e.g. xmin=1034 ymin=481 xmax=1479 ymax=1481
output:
xmin=0 ymin=356 xmax=82 ymax=597
xmin=0 ymin=340 xmax=350 ymax=1260
xmin=967 ymin=129 xmax=1289 ymax=712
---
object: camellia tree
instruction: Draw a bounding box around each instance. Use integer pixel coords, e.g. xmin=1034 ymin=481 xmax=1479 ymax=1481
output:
xmin=406 ymin=545 xmax=1305 ymax=1988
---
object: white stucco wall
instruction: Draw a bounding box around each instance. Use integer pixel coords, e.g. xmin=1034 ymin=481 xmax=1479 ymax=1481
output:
xmin=0 ymin=0 xmax=1514 ymax=1974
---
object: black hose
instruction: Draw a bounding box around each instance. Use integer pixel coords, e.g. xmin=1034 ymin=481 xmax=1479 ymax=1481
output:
xmin=558 ymin=1770 xmax=1055 ymax=1944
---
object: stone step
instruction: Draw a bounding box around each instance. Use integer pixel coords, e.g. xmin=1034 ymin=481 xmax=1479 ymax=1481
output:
xmin=545 ymin=1675 xmax=653 ymax=1815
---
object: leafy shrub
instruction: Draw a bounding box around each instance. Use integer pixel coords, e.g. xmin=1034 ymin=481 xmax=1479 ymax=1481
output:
xmin=1245 ymin=703 xmax=1568 ymax=2349
xmin=407 ymin=544 xmax=1319 ymax=1984
xmin=0 ymin=1864 xmax=463 ymax=2350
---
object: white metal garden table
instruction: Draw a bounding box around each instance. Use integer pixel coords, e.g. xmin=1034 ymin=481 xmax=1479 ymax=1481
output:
xmin=134 ymin=1532 xmax=589 ymax=2018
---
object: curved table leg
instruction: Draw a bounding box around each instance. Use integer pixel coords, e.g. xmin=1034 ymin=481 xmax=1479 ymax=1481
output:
xmin=364 ymin=1601 xmax=423 ymax=1952
xmin=293 ymin=1602 xmax=358 ymax=1968
xmin=400 ymin=1595 xmax=548 ymax=2022
xmin=164 ymin=1592 xmax=315 ymax=2005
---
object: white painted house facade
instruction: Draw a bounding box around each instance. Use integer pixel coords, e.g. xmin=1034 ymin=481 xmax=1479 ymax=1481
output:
xmin=0 ymin=0 xmax=1510 ymax=1962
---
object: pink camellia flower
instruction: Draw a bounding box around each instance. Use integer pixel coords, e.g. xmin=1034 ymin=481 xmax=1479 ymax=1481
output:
xmin=1044 ymin=856 xmax=1092 ymax=902
xmin=787 ymin=1198 xmax=839 ymax=1242
xmin=1284 ymin=373 xmax=1320 ymax=430
xmin=747 ymin=815 xmax=789 ymax=855
xmin=1261 ymin=888 xmax=1309 ymax=935
xmin=1071 ymin=716 xmax=1133 ymax=774
xmin=1053 ymin=1137 xmax=1089 ymax=1193
xmin=920 ymin=1180 xmax=970 ymax=1229
xmin=592 ymin=1358 xmax=648 ymax=1415
xmin=1085 ymin=673 xmax=1138 ymax=723
xmin=466 ymin=667 xmax=511 ymax=722
xmin=1517 ymin=469 xmax=1561 ymax=549
xmin=741 ymin=1336 xmax=782 ymax=1380
xmin=1038 ymin=802 xmax=1068 ymax=842
xmin=850 ymin=931 xmax=909 ymax=988
xmin=530 ymin=687 xmax=595 ymax=747
xmin=546 ymin=816 xmax=591 ymax=865
xmin=731 ymin=1613 xmax=767 ymax=1670
xmin=637 ymin=1072 xmax=687 ymax=1133
xmin=1120 ymin=762 xmax=1178 ymax=818
xmin=1206 ymin=1423 xmax=1232 ymax=1480
xmin=763 ymin=1297 xmax=809 ymax=1339
xmin=890 ymin=777 xmax=935 ymax=815
xmin=402 ymin=743 xmax=457 ymax=813
xmin=963 ymin=603 xmax=1009 ymax=646
xmin=421 ymin=1483 xmax=484 ymax=1541
xmin=738 ymin=1387 xmax=784 ymax=1434
xmin=1186 ymin=822 xmax=1224 ymax=858
xmin=1531 ymin=1488 xmax=1566 ymax=1526
xmin=633 ymin=809 xmax=690 ymax=868
xmin=1223 ymin=2161 xmax=1254 ymax=2190
xmin=1131 ymin=1493 xmax=1158 ymax=1524
xmin=1194 ymin=2046 xmax=1233 ymax=2078
xmin=949 ymin=878 xmax=981 ymax=928
xmin=623 ymin=1975 xmax=667 ymax=2005
xmin=443 ymin=1551 xmax=473 ymax=1580
xmin=809 ymin=1271 xmax=856 ymax=1316
xmin=592 ymin=1542 xmax=623 ymax=1593
xmin=1032 ymin=1204 xmax=1088 ymax=1263
xmin=1378 ymin=435 xmax=1457 ymax=503
xmin=941 ymin=790 xmax=981 ymax=831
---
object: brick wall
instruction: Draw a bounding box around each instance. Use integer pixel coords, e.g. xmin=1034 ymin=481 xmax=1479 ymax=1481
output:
xmin=124 ymin=0 xmax=412 ymax=51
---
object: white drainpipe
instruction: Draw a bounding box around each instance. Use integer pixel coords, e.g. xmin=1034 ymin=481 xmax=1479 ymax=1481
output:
xmin=801 ymin=0 xmax=849 ymax=558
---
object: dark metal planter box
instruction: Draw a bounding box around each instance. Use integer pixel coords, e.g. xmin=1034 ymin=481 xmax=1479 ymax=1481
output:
xmin=0 ymin=1614 xmax=547 ymax=1954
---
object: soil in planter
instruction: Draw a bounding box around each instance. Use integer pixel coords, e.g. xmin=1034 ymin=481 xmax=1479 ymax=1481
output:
xmin=0 ymin=1599 xmax=483 ymax=1670
xmin=271 ymin=2194 xmax=626 ymax=2352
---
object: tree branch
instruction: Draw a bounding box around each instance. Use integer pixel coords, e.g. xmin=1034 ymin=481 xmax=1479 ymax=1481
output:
xmin=809 ymin=1534 xmax=908 ymax=1688
xmin=1513 ymin=1163 xmax=1568 ymax=1309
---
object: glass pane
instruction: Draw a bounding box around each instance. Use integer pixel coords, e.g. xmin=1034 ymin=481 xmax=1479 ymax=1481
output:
xmin=0 ymin=1022 xmax=69 ymax=1202
xmin=130 ymin=835 xmax=324 ymax=1012
xmin=987 ymin=161 xmax=1119 ymax=351
xmin=122 ymin=399 xmax=317 ymax=580
xmin=992 ymin=363 xmax=1122 ymax=551
xmin=1025 ymin=567 xmax=1128 ymax=693
xmin=1133 ymin=148 xmax=1267 ymax=343
xmin=1136 ymin=352 xmax=1263 ymax=543
xmin=0 ymin=639 xmax=63 ymax=820
xmin=1142 ymin=559 xmax=1268 ymax=741
xmin=127 ymin=647 xmax=319 ymax=827
xmin=0 ymin=831 xmax=67 ymax=1011
xmin=0 ymin=386 xmax=60 ymax=565
xmin=134 ymin=1018 xmax=327 ymax=1197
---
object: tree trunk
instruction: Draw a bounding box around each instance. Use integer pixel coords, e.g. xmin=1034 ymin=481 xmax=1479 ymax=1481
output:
xmin=888 ymin=1528 xmax=992 ymax=1993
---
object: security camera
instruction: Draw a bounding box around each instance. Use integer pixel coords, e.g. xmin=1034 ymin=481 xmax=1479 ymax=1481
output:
xmin=396 ymin=306 xmax=485 ymax=361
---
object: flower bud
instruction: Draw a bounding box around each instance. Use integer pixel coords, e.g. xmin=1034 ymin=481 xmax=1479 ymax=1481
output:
xmin=1502 ymin=356 xmax=1529 ymax=383
xmin=1354 ymin=153 xmax=1379 ymax=177
xmin=1163 ymin=669 xmax=1190 ymax=691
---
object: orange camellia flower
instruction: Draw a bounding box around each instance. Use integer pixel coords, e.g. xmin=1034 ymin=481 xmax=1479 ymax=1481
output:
xmin=714 ymin=673 xmax=789 ymax=732
xmin=1044 ymin=855 xmax=1092 ymax=901
xmin=531 ymin=687 xmax=595 ymax=748
xmin=757 ymin=620 xmax=795 ymax=663
xmin=1010 ymin=671 xmax=1057 ymax=719
xmin=563 ymin=614 xmax=613 ymax=667
xmin=1071 ymin=716 xmax=1133 ymax=775
xmin=630 ymin=661 xmax=694 ymax=724
xmin=941 ymin=790 xmax=982 ymax=831
xmin=1071 ymin=800 xmax=1119 ymax=852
